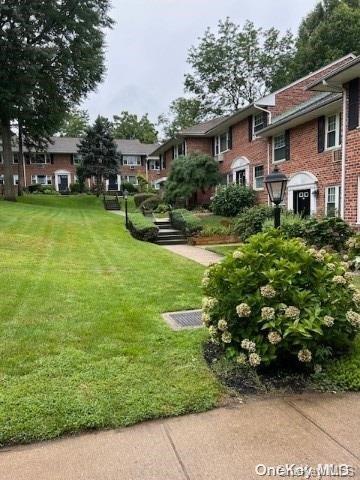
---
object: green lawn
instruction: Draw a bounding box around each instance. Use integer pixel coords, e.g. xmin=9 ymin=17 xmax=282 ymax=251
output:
xmin=205 ymin=244 xmax=242 ymax=256
xmin=0 ymin=195 xmax=221 ymax=446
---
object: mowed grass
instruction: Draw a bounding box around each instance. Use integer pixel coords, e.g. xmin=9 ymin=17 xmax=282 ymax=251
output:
xmin=0 ymin=195 xmax=221 ymax=446
xmin=205 ymin=244 xmax=242 ymax=256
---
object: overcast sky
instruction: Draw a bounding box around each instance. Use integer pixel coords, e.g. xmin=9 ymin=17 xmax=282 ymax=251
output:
xmin=82 ymin=0 xmax=318 ymax=124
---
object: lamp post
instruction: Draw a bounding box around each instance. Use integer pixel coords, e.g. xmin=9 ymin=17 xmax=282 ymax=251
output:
xmin=264 ymin=166 xmax=288 ymax=228
xmin=124 ymin=189 xmax=129 ymax=229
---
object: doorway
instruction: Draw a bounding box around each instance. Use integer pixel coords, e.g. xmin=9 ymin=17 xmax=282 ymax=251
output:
xmin=293 ymin=189 xmax=311 ymax=217
xmin=235 ymin=169 xmax=246 ymax=186
xmin=58 ymin=175 xmax=69 ymax=192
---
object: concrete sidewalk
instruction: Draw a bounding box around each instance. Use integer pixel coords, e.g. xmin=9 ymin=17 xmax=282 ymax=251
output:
xmin=163 ymin=244 xmax=222 ymax=266
xmin=1 ymin=394 xmax=359 ymax=480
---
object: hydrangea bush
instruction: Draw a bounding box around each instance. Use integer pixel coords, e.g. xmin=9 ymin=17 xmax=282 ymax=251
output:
xmin=202 ymin=231 xmax=360 ymax=370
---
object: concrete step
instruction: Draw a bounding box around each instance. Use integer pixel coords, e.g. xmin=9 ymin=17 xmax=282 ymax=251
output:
xmin=155 ymin=238 xmax=188 ymax=245
xmin=158 ymin=229 xmax=182 ymax=235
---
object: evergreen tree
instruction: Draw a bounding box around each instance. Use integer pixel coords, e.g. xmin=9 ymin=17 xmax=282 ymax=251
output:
xmin=0 ymin=1 xmax=113 ymax=199
xmin=78 ymin=117 xmax=120 ymax=197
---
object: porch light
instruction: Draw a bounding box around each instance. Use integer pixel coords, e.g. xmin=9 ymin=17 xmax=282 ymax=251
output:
xmin=264 ymin=166 xmax=288 ymax=228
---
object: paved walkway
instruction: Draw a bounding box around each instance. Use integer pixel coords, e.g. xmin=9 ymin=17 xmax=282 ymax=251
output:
xmin=163 ymin=244 xmax=222 ymax=266
xmin=1 ymin=394 xmax=359 ymax=480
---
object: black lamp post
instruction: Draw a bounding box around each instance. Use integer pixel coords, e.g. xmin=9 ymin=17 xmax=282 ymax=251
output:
xmin=124 ymin=189 xmax=129 ymax=229
xmin=264 ymin=166 xmax=288 ymax=228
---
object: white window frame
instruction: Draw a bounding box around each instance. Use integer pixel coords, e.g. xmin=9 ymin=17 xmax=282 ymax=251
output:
xmin=325 ymin=185 xmax=341 ymax=217
xmin=122 ymin=155 xmax=141 ymax=166
xmin=325 ymin=113 xmax=342 ymax=150
xmin=174 ymin=142 xmax=186 ymax=159
xmin=31 ymin=174 xmax=52 ymax=186
xmin=73 ymin=154 xmax=82 ymax=165
xmin=26 ymin=153 xmax=49 ymax=164
xmin=121 ymin=175 xmax=138 ymax=185
xmin=0 ymin=174 xmax=4 ymax=185
xmin=0 ymin=152 xmax=20 ymax=164
xmin=13 ymin=175 xmax=19 ymax=186
xmin=273 ymin=133 xmax=286 ymax=163
xmin=253 ymin=165 xmax=264 ymax=191
xmin=253 ymin=113 xmax=264 ymax=136
xmin=149 ymin=159 xmax=160 ymax=171
xmin=214 ymin=131 xmax=229 ymax=155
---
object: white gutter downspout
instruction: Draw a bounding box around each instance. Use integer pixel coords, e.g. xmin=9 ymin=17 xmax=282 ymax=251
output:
xmin=254 ymin=104 xmax=272 ymax=205
xmin=341 ymin=87 xmax=347 ymax=219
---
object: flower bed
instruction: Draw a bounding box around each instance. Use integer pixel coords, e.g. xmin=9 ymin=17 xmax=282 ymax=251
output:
xmin=190 ymin=234 xmax=240 ymax=246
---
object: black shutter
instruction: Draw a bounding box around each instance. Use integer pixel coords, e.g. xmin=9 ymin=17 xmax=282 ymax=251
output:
xmin=348 ymin=78 xmax=359 ymax=131
xmin=228 ymin=127 xmax=233 ymax=150
xmin=212 ymin=137 xmax=215 ymax=156
xmin=70 ymin=154 xmax=74 ymax=165
xmin=263 ymin=111 xmax=268 ymax=128
xmin=119 ymin=154 xmax=123 ymax=165
xmin=25 ymin=153 xmax=30 ymax=165
xmin=248 ymin=116 xmax=253 ymax=142
xmin=318 ymin=116 xmax=326 ymax=153
xmin=51 ymin=154 xmax=54 ymax=165
xmin=285 ymin=130 xmax=291 ymax=161
xmin=172 ymin=146 xmax=175 ymax=159
xmin=163 ymin=154 xmax=166 ymax=169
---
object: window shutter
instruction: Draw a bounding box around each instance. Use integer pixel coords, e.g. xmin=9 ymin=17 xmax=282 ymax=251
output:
xmin=163 ymin=154 xmax=166 ymax=169
xmin=212 ymin=137 xmax=215 ymax=156
xmin=348 ymin=78 xmax=359 ymax=131
xmin=119 ymin=155 xmax=123 ymax=165
xmin=70 ymin=154 xmax=74 ymax=165
xmin=248 ymin=116 xmax=253 ymax=142
xmin=51 ymin=154 xmax=54 ymax=165
xmin=228 ymin=127 xmax=233 ymax=150
xmin=263 ymin=111 xmax=268 ymax=128
xmin=285 ymin=130 xmax=291 ymax=160
xmin=318 ymin=116 xmax=326 ymax=153
xmin=25 ymin=154 xmax=30 ymax=165
xmin=172 ymin=146 xmax=175 ymax=159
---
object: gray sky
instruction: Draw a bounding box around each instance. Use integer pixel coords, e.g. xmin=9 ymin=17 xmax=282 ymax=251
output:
xmin=82 ymin=0 xmax=318 ymax=123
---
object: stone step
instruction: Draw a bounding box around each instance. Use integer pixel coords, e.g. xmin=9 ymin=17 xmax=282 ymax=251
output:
xmin=155 ymin=238 xmax=188 ymax=245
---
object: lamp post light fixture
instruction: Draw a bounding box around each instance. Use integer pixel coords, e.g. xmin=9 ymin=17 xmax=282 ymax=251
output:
xmin=264 ymin=166 xmax=288 ymax=228
xmin=124 ymin=189 xmax=129 ymax=229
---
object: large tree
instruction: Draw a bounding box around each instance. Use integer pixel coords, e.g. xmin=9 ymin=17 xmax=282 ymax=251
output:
xmin=272 ymin=0 xmax=360 ymax=89
xmin=0 ymin=1 xmax=113 ymax=200
xmin=164 ymin=153 xmax=220 ymax=206
xmin=112 ymin=111 xmax=158 ymax=143
xmin=158 ymin=97 xmax=206 ymax=139
xmin=184 ymin=18 xmax=294 ymax=115
xmin=78 ymin=116 xmax=119 ymax=197
xmin=58 ymin=109 xmax=90 ymax=138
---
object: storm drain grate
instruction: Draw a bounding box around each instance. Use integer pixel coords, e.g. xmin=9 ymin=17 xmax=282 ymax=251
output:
xmin=162 ymin=309 xmax=203 ymax=330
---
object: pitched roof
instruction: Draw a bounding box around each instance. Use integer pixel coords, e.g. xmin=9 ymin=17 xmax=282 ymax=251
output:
xmin=258 ymin=92 xmax=342 ymax=137
xmin=179 ymin=116 xmax=229 ymax=136
xmin=307 ymin=55 xmax=360 ymax=92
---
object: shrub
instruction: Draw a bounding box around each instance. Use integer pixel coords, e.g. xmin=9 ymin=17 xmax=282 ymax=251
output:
xmin=128 ymin=213 xmax=159 ymax=242
xmin=154 ymin=203 xmax=170 ymax=214
xmin=263 ymin=211 xmax=307 ymax=239
xmin=43 ymin=188 xmax=59 ymax=195
xmin=202 ymin=230 xmax=360 ymax=370
xmin=134 ymin=193 xmax=157 ymax=208
xmin=70 ymin=182 xmax=82 ymax=194
xmin=235 ymin=205 xmax=274 ymax=241
xmin=304 ymin=217 xmax=353 ymax=252
xmin=27 ymin=184 xmax=46 ymax=193
xmin=346 ymin=234 xmax=360 ymax=270
xmin=170 ymin=209 xmax=203 ymax=236
xmin=199 ymin=224 xmax=233 ymax=237
xmin=121 ymin=182 xmax=138 ymax=194
xmin=211 ymin=184 xmax=256 ymax=217
xmin=140 ymin=196 xmax=161 ymax=212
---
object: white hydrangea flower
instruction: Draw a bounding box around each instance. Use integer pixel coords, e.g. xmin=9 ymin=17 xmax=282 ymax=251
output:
xmin=333 ymin=275 xmax=347 ymax=285
xmin=261 ymin=307 xmax=275 ymax=320
xmin=344 ymin=272 xmax=353 ymax=281
xmin=249 ymin=353 xmax=261 ymax=367
xmin=343 ymin=254 xmax=349 ymax=261
xmin=314 ymin=252 xmax=325 ymax=262
xmin=260 ymin=284 xmax=276 ymax=299
xmin=202 ymin=297 xmax=218 ymax=311
xmin=314 ymin=364 xmax=323 ymax=374
xmin=202 ymin=313 xmax=210 ymax=326
xmin=241 ymin=339 xmax=256 ymax=352
xmin=285 ymin=306 xmax=300 ymax=320
xmin=236 ymin=353 xmax=247 ymax=365
xmin=268 ymin=331 xmax=282 ymax=345
xmin=346 ymin=310 xmax=360 ymax=328
xmin=202 ymin=276 xmax=210 ymax=288
xmin=327 ymin=263 xmax=336 ymax=271
xmin=349 ymin=283 xmax=358 ymax=292
xmin=208 ymin=326 xmax=217 ymax=336
xmin=298 ymin=349 xmax=312 ymax=363
xmin=236 ymin=303 xmax=251 ymax=318
xmin=233 ymin=250 xmax=244 ymax=260
xmin=221 ymin=331 xmax=232 ymax=344
xmin=353 ymin=292 xmax=360 ymax=305
xmin=323 ymin=315 xmax=334 ymax=327
xmin=217 ymin=319 xmax=228 ymax=331
xmin=308 ymin=248 xmax=317 ymax=256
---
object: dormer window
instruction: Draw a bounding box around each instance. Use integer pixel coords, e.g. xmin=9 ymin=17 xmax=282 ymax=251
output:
xmin=215 ymin=131 xmax=229 ymax=155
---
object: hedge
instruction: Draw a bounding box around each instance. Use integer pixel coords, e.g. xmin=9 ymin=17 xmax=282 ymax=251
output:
xmin=170 ymin=209 xmax=203 ymax=236
xmin=134 ymin=193 xmax=157 ymax=208
xmin=128 ymin=213 xmax=159 ymax=242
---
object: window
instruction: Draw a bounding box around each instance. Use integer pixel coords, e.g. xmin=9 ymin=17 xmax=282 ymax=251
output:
xmin=0 ymin=175 xmax=4 ymax=185
xmin=31 ymin=175 xmax=52 ymax=185
xmin=13 ymin=175 xmax=19 ymax=185
xmin=121 ymin=175 xmax=138 ymax=185
xmin=215 ymin=132 xmax=229 ymax=155
xmin=73 ymin=154 xmax=82 ymax=165
xmin=0 ymin=152 xmax=20 ymax=163
xmin=273 ymin=133 xmax=286 ymax=162
xmin=325 ymin=113 xmax=341 ymax=149
xmin=149 ymin=159 xmax=160 ymax=171
xmin=25 ymin=153 xmax=49 ymax=164
xmin=253 ymin=165 xmax=264 ymax=190
xmin=174 ymin=142 xmax=186 ymax=159
xmin=253 ymin=113 xmax=265 ymax=135
xmin=122 ymin=155 xmax=141 ymax=166
xmin=325 ymin=186 xmax=341 ymax=217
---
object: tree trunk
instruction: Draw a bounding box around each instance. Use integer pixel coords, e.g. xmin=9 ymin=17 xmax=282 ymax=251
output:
xmin=17 ymin=119 xmax=25 ymax=195
xmin=1 ymin=118 xmax=16 ymax=201
xmin=96 ymin=174 xmax=101 ymax=197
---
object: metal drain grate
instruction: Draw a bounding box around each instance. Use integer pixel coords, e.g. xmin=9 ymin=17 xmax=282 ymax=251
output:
xmin=162 ymin=309 xmax=203 ymax=330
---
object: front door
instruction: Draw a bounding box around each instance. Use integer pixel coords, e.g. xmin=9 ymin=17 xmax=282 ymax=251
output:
xmin=235 ymin=169 xmax=246 ymax=186
xmin=293 ymin=189 xmax=311 ymax=217
xmin=108 ymin=175 xmax=118 ymax=191
xmin=58 ymin=175 xmax=69 ymax=192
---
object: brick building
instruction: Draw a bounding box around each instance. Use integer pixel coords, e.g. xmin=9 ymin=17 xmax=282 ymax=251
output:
xmin=150 ymin=53 xmax=360 ymax=225
xmin=0 ymin=138 xmax=159 ymax=192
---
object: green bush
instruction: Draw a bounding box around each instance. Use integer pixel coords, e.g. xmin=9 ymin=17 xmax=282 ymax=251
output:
xmin=199 ymin=224 xmax=234 ymax=237
xmin=304 ymin=217 xmax=353 ymax=252
xmin=122 ymin=182 xmax=138 ymax=194
xmin=235 ymin=205 xmax=274 ymax=241
xmin=134 ymin=193 xmax=157 ymax=208
xmin=263 ymin=211 xmax=307 ymax=238
xmin=27 ymin=184 xmax=58 ymax=195
xmin=170 ymin=209 xmax=203 ymax=236
xmin=154 ymin=203 xmax=170 ymax=214
xmin=202 ymin=230 xmax=360 ymax=370
xmin=140 ymin=196 xmax=161 ymax=212
xmin=128 ymin=213 xmax=159 ymax=242
xmin=211 ymin=184 xmax=256 ymax=217
xmin=70 ymin=182 xmax=85 ymax=194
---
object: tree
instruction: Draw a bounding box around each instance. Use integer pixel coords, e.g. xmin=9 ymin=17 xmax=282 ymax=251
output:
xmin=164 ymin=153 xmax=220 ymax=205
xmin=273 ymin=0 xmax=360 ymax=89
xmin=58 ymin=109 xmax=90 ymax=137
xmin=78 ymin=116 xmax=120 ymax=197
xmin=184 ymin=18 xmax=294 ymax=115
xmin=112 ymin=111 xmax=158 ymax=143
xmin=0 ymin=1 xmax=113 ymax=200
xmin=158 ymin=97 xmax=206 ymax=139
